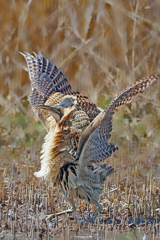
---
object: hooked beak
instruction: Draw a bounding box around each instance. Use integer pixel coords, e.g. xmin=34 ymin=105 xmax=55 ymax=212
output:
xmin=40 ymin=105 xmax=62 ymax=123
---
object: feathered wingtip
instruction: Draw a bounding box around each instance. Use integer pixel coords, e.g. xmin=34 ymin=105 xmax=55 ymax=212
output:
xmin=19 ymin=51 xmax=26 ymax=58
xmin=20 ymin=51 xmax=52 ymax=78
xmin=20 ymin=51 xmax=72 ymax=95
xmin=20 ymin=52 xmax=38 ymax=81
xmin=19 ymin=51 xmax=36 ymax=62
xmin=20 ymin=51 xmax=60 ymax=80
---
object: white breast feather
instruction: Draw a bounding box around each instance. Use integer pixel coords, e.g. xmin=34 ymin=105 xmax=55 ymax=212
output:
xmin=34 ymin=127 xmax=58 ymax=178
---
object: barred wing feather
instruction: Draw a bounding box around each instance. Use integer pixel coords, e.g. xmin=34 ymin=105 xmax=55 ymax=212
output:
xmin=78 ymin=74 xmax=160 ymax=166
xmin=21 ymin=52 xmax=101 ymax=131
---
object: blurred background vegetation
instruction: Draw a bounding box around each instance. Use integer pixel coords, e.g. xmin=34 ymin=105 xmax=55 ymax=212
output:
xmin=0 ymin=0 xmax=160 ymax=177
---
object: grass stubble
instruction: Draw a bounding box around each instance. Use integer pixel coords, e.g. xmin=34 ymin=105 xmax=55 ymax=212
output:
xmin=0 ymin=0 xmax=160 ymax=239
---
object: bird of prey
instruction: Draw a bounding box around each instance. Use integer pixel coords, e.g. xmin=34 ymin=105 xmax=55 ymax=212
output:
xmin=21 ymin=52 xmax=160 ymax=218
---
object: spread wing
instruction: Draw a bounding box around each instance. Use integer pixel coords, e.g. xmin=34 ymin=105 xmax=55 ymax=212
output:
xmin=21 ymin=52 xmax=101 ymax=131
xmin=77 ymin=74 xmax=160 ymax=166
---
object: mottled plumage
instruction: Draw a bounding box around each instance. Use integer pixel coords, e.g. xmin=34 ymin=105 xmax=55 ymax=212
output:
xmin=21 ymin=52 xmax=160 ymax=217
xmin=76 ymin=74 xmax=160 ymax=163
xmin=21 ymin=52 xmax=100 ymax=132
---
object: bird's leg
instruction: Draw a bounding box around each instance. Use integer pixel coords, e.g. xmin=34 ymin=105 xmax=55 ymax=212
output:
xmin=83 ymin=202 xmax=102 ymax=223
xmin=67 ymin=197 xmax=76 ymax=212
xmin=46 ymin=198 xmax=76 ymax=221
xmin=85 ymin=200 xmax=102 ymax=223
xmin=93 ymin=203 xmax=102 ymax=219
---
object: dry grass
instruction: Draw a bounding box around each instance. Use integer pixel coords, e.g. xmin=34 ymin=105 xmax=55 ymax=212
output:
xmin=1 ymin=0 xmax=160 ymax=239
xmin=1 ymin=152 xmax=160 ymax=239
